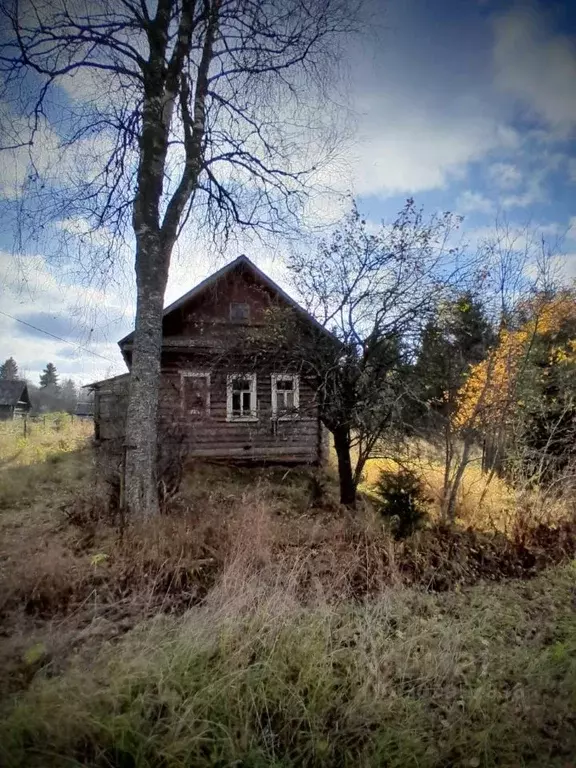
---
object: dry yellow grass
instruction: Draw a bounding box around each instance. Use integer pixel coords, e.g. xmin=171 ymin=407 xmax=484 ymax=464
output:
xmin=1 ymin=427 xmax=576 ymax=767
xmin=0 ymin=413 xmax=92 ymax=468
xmin=359 ymin=442 xmax=570 ymax=534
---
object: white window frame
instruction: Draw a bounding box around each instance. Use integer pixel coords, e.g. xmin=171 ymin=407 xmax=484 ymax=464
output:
xmin=226 ymin=373 xmax=258 ymax=422
xmin=271 ymin=373 xmax=300 ymax=420
xmin=180 ymin=370 xmax=211 ymax=416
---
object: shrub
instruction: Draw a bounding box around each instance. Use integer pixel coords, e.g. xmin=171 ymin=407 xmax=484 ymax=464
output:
xmin=373 ymin=468 xmax=430 ymax=538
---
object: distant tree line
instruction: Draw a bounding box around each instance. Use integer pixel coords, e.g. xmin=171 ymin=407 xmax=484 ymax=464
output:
xmin=0 ymin=357 xmax=91 ymax=415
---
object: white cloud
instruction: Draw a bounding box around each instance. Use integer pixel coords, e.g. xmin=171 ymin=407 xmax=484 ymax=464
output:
xmin=0 ymin=102 xmax=118 ymax=201
xmin=0 ymin=251 xmax=128 ymax=383
xmin=312 ymin=86 xmax=519 ymax=201
xmin=488 ymin=162 xmax=522 ymax=189
xmin=493 ymin=4 xmax=576 ymax=133
xmin=55 ymin=217 xmax=117 ymax=250
xmin=501 ymin=171 xmax=547 ymax=209
xmin=0 ymin=109 xmax=62 ymax=200
xmin=456 ymin=190 xmax=495 ymax=215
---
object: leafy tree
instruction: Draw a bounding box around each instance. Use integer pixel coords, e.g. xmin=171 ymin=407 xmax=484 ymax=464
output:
xmin=1 ymin=0 xmax=357 ymax=519
xmin=285 ymin=199 xmax=463 ymax=506
xmin=453 ymin=290 xmax=576 ymax=498
xmin=510 ymin=292 xmax=576 ymax=484
xmin=39 ymin=363 xmax=59 ymax=390
xmin=0 ymin=356 xmax=19 ymax=380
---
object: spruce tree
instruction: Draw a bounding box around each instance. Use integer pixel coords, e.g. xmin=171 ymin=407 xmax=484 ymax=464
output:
xmin=412 ymin=292 xmax=494 ymax=431
xmin=39 ymin=363 xmax=59 ymax=390
xmin=0 ymin=357 xmax=19 ymax=380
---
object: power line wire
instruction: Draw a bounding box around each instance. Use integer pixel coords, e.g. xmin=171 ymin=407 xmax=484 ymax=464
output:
xmin=0 ymin=309 xmax=117 ymax=363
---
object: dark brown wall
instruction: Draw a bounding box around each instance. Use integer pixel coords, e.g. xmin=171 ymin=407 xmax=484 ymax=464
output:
xmin=162 ymin=268 xmax=280 ymax=340
xmin=96 ymin=367 xmax=320 ymax=464
xmin=97 ymin=265 xmax=322 ymax=464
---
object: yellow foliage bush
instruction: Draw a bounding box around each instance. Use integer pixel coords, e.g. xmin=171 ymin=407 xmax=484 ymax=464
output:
xmin=455 ymin=292 xmax=576 ymax=430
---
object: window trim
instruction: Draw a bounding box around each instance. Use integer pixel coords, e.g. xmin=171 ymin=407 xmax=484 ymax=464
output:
xmin=271 ymin=373 xmax=300 ymax=420
xmin=180 ymin=370 xmax=211 ymax=416
xmin=226 ymin=373 xmax=258 ymax=422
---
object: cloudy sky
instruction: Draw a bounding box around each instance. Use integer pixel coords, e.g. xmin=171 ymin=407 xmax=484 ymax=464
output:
xmin=1 ymin=0 xmax=575 ymax=385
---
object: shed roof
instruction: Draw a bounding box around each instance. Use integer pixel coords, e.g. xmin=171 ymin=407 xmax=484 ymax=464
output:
xmin=82 ymin=372 xmax=129 ymax=390
xmin=0 ymin=380 xmax=29 ymax=407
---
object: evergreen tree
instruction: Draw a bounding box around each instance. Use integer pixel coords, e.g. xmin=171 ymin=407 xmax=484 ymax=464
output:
xmin=412 ymin=292 xmax=494 ymax=431
xmin=515 ymin=296 xmax=576 ymax=482
xmin=60 ymin=378 xmax=78 ymax=414
xmin=0 ymin=357 xmax=19 ymax=380
xmin=39 ymin=363 xmax=59 ymax=390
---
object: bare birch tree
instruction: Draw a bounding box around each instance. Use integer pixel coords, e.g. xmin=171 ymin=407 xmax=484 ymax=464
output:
xmin=0 ymin=0 xmax=357 ymax=518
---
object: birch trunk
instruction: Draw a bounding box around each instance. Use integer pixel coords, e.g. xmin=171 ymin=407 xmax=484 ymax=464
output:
xmin=124 ymin=235 xmax=169 ymax=520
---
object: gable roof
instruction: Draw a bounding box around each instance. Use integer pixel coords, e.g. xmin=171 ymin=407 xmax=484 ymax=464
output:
xmin=0 ymin=380 xmax=29 ymax=407
xmin=118 ymin=254 xmax=336 ymax=347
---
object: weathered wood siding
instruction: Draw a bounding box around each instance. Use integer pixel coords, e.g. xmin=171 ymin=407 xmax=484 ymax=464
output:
xmin=96 ymin=261 xmax=324 ymax=464
xmin=161 ymin=365 xmax=320 ymax=462
xmin=96 ymin=367 xmax=321 ymax=464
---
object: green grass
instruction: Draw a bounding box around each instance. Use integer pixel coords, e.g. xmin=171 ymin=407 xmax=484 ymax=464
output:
xmin=2 ymin=564 xmax=576 ymax=767
xmin=0 ymin=413 xmax=92 ymax=467
xmin=0 ymin=413 xmax=92 ymax=509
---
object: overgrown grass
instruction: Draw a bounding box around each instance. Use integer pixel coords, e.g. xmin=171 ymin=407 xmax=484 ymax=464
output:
xmin=1 ymin=428 xmax=575 ymax=766
xmin=2 ymin=564 xmax=576 ymax=767
xmin=361 ymin=445 xmax=571 ymax=534
xmin=0 ymin=413 xmax=92 ymax=510
xmin=0 ymin=413 xmax=92 ymax=467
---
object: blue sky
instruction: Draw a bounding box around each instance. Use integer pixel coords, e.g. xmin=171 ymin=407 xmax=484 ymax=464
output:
xmin=1 ymin=0 xmax=575 ymax=384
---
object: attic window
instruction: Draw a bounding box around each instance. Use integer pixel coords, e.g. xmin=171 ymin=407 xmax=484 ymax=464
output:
xmin=230 ymin=302 xmax=250 ymax=322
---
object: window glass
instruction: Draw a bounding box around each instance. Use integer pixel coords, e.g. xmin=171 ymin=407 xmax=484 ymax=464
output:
xmin=272 ymin=375 xmax=299 ymax=418
xmin=228 ymin=375 xmax=256 ymax=419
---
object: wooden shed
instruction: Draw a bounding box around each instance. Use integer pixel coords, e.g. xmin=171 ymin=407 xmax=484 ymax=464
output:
xmin=0 ymin=380 xmax=31 ymax=420
xmin=88 ymin=256 xmax=334 ymax=465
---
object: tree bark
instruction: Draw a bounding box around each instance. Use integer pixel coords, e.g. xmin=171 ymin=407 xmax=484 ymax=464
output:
xmin=333 ymin=425 xmax=356 ymax=507
xmin=124 ymin=236 xmax=169 ymax=520
xmin=444 ymin=436 xmax=473 ymax=524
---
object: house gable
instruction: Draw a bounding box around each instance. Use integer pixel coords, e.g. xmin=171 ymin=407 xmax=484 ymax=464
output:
xmin=161 ymin=264 xmax=279 ymax=338
xmin=118 ymin=255 xmax=335 ymax=361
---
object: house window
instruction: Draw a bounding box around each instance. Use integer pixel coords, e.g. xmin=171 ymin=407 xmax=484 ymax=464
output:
xmin=271 ymin=374 xmax=299 ymax=419
xmin=230 ymin=302 xmax=250 ymax=322
xmin=181 ymin=371 xmax=210 ymax=416
xmin=227 ymin=374 xmax=257 ymax=421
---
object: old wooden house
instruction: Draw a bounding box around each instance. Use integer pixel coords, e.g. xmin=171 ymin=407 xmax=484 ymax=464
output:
xmin=0 ymin=380 xmax=31 ymax=420
xmin=89 ymin=255 xmax=334 ymax=464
